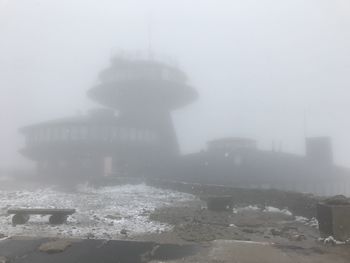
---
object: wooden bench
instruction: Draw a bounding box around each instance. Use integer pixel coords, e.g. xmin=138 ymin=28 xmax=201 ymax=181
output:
xmin=7 ymin=208 xmax=76 ymax=225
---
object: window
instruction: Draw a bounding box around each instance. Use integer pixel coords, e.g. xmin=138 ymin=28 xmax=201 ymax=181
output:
xmin=120 ymin=127 xmax=128 ymax=141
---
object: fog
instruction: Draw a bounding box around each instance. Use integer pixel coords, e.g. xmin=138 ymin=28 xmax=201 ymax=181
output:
xmin=3 ymin=2 xmax=350 ymax=259
xmin=1 ymin=0 xmax=350 ymax=169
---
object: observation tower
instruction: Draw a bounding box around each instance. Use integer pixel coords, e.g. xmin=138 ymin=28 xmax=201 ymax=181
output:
xmin=19 ymin=54 xmax=197 ymax=180
xmin=88 ymin=55 xmax=197 ymax=155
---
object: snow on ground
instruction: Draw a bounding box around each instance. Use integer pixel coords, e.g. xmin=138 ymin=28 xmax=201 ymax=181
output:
xmin=295 ymin=216 xmax=319 ymax=228
xmin=263 ymin=206 xmax=293 ymax=216
xmin=233 ymin=205 xmax=319 ymax=228
xmin=233 ymin=205 xmax=293 ymax=216
xmin=320 ymin=236 xmax=350 ymax=245
xmin=0 ymin=183 xmax=195 ymax=239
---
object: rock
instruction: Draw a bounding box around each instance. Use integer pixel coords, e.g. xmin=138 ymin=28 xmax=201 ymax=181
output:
xmin=38 ymin=240 xmax=72 ymax=254
xmin=0 ymin=233 xmax=6 ymax=239
xmin=270 ymin=228 xmax=282 ymax=236
xmin=324 ymin=195 xmax=350 ymax=205
xmin=242 ymin=228 xmax=262 ymax=234
xmin=105 ymin=214 xmax=123 ymax=220
xmin=281 ymin=226 xmax=298 ymax=232
xmin=0 ymin=256 xmax=9 ymax=263
xmin=86 ymin=233 xmax=95 ymax=239
xmin=323 ymin=236 xmax=337 ymax=245
xmin=289 ymin=234 xmax=306 ymax=241
xmin=120 ymin=229 xmax=128 ymax=235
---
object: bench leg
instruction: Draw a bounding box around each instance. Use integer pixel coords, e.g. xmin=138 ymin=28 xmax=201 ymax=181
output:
xmin=12 ymin=214 xmax=30 ymax=225
xmin=49 ymin=214 xmax=68 ymax=225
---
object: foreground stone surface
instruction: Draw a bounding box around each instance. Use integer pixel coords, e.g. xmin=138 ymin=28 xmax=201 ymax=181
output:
xmin=149 ymin=201 xmax=315 ymax=244
xmin=1 ymin=180 xmax=349 ymax=262
xmin=150 ymin=240 xmax=350 ymax=263
xmin=147 ymin=179 xmax=321 ymax=218
xmin=0 ymin=238 xmax=198 ymax=263
xmin=38 ymin=239 xmax=73 ymax=254
xmin=146 ymin=198 xmax=350 ymax=262
xmin=209 ymin=240 xmax=350 ymax=263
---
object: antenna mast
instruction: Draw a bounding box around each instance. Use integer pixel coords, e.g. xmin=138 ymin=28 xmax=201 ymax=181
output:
xmin=147 ymin=13 xmax=153 ymax=60
xmin=303 ymin=108 xmax=308 ymax=139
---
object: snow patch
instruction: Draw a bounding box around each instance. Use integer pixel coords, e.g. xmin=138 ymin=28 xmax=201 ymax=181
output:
xmin=233 ymin=205 xmax=293 ymax=216
xmin=295 ymin=216 xmax=318 ymax=228
xmin=320 ymin=236 xmax=349 ymax=245
xmin=233 ymin=205 xmax=260 ymax=213
xmin=263 ymin=206 xmax=293 ymax=216
xmin=0 ymin=184 xmax=194 ymax=240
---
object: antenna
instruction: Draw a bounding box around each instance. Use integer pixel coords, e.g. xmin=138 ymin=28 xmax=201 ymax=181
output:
xmin=303 ymin=108 xmax=308 ymax=139
xmin=147 ymin=13 xmax=154 ymax=60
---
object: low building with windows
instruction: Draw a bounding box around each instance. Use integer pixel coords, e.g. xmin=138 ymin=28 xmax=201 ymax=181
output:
xmin=19 ymin=55 xmax=197 ymax=181
xmin=19 ymin=54 xmax=350 ymax=195
xmin=166 ymin=136 xmax=350 ymax=196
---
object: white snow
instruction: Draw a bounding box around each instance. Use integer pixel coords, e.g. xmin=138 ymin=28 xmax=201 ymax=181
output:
xmin=321 ymin=236 xmax=348 ymax=245
xmin=263 ymin=206 xmax=293 ymax=216
xmin=295 ymin=216 xmax=318 ymax=228
xmin=308 ymin=217 xmax=319 ymax=228
xmin=294 ymin=216 xmax=309 ymax=223
xmin=233 ymin=205 xmax=261 ymax=213
xmin=233 ymin=205 xmax=293 ymax=217
xmin=0 ymin=183 xmax=194 ymax=240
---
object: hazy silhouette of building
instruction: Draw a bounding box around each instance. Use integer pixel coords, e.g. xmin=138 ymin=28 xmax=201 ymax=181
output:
xmin=20 ymin=55 xmax=197 ymax=181
xmin=165 ymin=136 xmax=350 ymax=196
xmin=19 ymin=54 xmax=350 ymax=195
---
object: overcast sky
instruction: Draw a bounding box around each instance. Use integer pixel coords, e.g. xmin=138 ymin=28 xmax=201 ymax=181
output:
xmin=1 ymin=0 xmax=350 ymax=168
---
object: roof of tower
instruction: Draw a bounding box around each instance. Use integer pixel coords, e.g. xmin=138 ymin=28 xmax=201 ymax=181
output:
xmin=88 ymin=57 xmax=198 ymax=110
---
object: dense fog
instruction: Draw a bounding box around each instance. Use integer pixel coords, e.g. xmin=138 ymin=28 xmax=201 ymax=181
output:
xmin=2 ymin=2 xmax=350 ymax=261
xmin=1 ymin=0 xmax=350 ymax=170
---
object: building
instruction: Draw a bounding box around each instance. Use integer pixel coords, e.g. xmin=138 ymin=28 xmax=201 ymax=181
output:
xmin=166 ymin=137 xmax=350 ymax=196
xmin=19 ymin=54 xmax=350 ymax=195
xmin=20 ymin=55 xmax=197 ymax=181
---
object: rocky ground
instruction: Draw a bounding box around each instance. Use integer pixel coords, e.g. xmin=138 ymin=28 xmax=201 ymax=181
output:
xmin=0 ymin=183 xmax=194 ymax=239
xmin=1 ymin=198 xmax=350 ymax=262
xmin=1 ymin=178 xmax=350 ymax=262
xmin=147 ymin=200 xmax=319 ymax=244
xmin=137 ymin=197 xmax=350 ymax=262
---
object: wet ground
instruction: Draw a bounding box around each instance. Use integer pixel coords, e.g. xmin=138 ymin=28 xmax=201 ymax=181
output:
xmin=0 ymin=237 xmax=199 ymax=263
xmin=1 ymin=178 xmax=350 ymax=262
xmin=148 ymin=201 xmax=320 ymax=244
xmin=0 ymin=183 xmax=193 ymax=239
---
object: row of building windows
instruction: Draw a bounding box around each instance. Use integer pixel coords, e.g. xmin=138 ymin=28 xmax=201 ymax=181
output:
xmin=101 ymin=67 xmax=185 ymax=83
xmin=26 ymin=126 xmax=157 ymax=144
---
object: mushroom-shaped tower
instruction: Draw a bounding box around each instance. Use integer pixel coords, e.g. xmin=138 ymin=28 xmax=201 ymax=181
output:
xmin=19 ymin=55 xmax=197 ymax=180
xmin=88 ymin=56 xmax=198 ymax=155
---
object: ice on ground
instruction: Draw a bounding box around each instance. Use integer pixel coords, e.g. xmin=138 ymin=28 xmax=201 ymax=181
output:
xmin=0 ymin=183 xmax=194 ymax=240
xmin=295 ymin=216 xmax=318 ymax=228
xmin=308 ymin=217 xmax=319 ymax=228
xmin=321 ymin=236 xmax=348 ymax=245
xmin=295 ymin=216 xmax=309 ymax=223
xmin=233 ymin=205 xmax=293 ymax=217
xmin=263 ymin=206 xmax=293 ymax=216
xmin=233 ymin=205 xmax=261 ymax=213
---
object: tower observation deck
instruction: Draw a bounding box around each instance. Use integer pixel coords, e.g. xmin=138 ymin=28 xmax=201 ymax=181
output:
xmin=19 ymin=54 xmax=197 ymax=180
xmin=88 ymin=56 xmax=198 ymax=155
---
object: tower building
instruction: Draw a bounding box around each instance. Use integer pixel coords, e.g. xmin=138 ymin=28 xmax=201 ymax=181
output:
xmin=20 ymin=55 xmax=197 ymax=180
xmin=88 ymin=56 xmax=197 ymax=155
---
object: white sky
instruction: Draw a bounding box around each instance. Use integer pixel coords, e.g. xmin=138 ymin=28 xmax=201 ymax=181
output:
xmin=1 ymin=0 xmax=350 ymax=168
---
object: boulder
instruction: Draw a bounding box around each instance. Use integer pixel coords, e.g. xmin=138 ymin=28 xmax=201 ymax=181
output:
xmin=38 ymin=240 xmax=72 ymax=254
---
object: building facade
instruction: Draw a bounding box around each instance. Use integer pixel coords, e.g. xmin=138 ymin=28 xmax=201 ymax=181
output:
xmin=20 ymin=56 xmax=197 ymax=181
